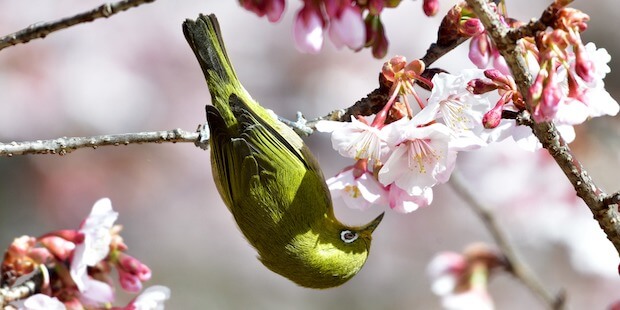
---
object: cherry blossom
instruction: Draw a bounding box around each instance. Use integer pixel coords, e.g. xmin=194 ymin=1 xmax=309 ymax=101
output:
xmin=70 ymin=198 xmax=118 ymax=302
xmin=386 ymin=184 xmax=433 ymax=213
xmin=125 ymin=285 xmax=171 ymax=310
xmin=378 ymin=117 xmax=453 ymax=194
xmin=315 ymin=116 xmax=389 ymax=162
xmin=427 ymin=245 xmax=499 ymax=310
xmin=20 ymin=294 xmax=66 ymax=310
xmin=422 ymin=69 xmax=491 ymax=150
xmin=326 ymin=165 xmax=387 ymax=211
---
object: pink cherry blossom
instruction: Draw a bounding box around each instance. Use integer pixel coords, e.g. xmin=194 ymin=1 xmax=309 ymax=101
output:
xmin=427 ymin=251 xmax=495 ymax=310
xmin=423 ymin=69 xmax=491 ymax=150
xmin=70 ymin=198 xmax=118 ymax=300
xmin=378 ymin=117 xmax=453 ymax=194
xmin=326 ymin=166 xmax=387 ymax=211
xmin=78 ymin=277 xmax=115 ymax=305
xmin=427 ymin=252 xmax=467 ymax=296
xmin=315 ymin=116 xmax=389 ymax=162
xmin=387 ymin=184 xmax=433 ymax=213
xmin=119 ymin=269 xmax=144 ymax=293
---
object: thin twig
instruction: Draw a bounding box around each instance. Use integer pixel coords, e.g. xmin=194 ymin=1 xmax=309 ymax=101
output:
xmin=506 ymin=0 xmax=564 ymax=42
xmin=0 ymin=0 xmax=156 ymax=51
xmin=450 ymin=172 xmax=566 ymax=309
xmin=0 ymin=266 xmax=45 ymax=307
xmin=0 ymin=128 xmax=204 ymax=157
xmin=465 ymin=0 xmax=620 ymax=257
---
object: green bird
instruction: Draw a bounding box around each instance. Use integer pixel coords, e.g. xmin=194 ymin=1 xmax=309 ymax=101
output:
xmin=183 ymin=14 xmax=384 ymax=289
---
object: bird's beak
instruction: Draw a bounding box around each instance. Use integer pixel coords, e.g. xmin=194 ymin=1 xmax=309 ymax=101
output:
xmin=362 ymin=212 xmax=385 ymax=233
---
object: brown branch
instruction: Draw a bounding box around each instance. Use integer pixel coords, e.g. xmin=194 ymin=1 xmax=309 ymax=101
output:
xmin=0 ymin=0 xmax=156 ymax=51
xmin=450 ymin=172 xmax=566 ymax=309
xmin=505 ymin=0 xmax=566 ymax=42
xmin=0 ymin=266 xmax=45 ymax=307
xmin=602 ymin=192 xmax=620 ymax=207
xmin=465 ymin=0 xmax=620 ymax=265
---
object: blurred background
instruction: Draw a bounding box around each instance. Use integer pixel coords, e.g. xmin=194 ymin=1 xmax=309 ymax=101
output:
xmin=1 ymin=0 xmax=619 ymax=308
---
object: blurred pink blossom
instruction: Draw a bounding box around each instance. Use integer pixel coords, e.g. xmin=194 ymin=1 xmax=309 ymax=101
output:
xmin=327 ymin=4 xmax=365 ymax=50
xmin=293 ymin=4 xmax=325 ymax=54
xmin=125 ymin=285 xmax=171 ymax=310
xmin=20 ymin=294 xmax=66 ymax=310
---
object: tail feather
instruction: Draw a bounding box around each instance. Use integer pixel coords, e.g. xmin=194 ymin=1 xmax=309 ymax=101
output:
xmin=182 ymin=14 xmax=238 ymax=90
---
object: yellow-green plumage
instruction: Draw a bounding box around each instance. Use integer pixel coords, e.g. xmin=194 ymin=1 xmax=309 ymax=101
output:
xmin=183 ymin=14 xmax=383 ymax=289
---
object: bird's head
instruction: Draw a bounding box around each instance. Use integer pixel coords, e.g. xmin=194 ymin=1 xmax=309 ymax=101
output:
xmin=260 ymin=212 xmax=384 ymax=289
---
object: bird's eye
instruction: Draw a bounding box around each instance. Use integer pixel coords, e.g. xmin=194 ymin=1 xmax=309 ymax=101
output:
xmin=340 ymin=230 xmax=358 ymax=243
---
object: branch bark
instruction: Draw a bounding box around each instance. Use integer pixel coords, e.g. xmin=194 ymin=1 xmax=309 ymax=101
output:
xmin=0 ymin=0 xmax=156 ymax=51
xmin=0 ymin=128 xmax=203 ymax=156
xmin=464 ymin=0 xmax=620 ymax=257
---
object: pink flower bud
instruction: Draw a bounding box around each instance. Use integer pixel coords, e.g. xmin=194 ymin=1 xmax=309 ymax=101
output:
xmin=575 ymin=46 xmax=595 ymax=83
xmin=423 ymin=0 xmax=440 ymax=17
xmin=329 ymin=4 xmax=366 ymax=50
xmin=118 ymin=253 xmax=152 ymax=282
xmin=27 ymin=248 xmax=53 ymax=264
xmin=482 ymin=96 xmax=507 ymax=129
xmin=39 ymin=235 xmax=75 ymax=261
xmin=492 ymin=50 xmax=510 ymax=75
xmin=469 ymin=35 xmax=490 ymax=69
xmin=482 ymin=106 xmax=502 ymax=129
xmin=239 ymin=0 xmax=286 ymax=23
xmin=119 ymin=270 xmax=143 ymax=293
xmin=39 ymin=229 xmax=84 ymax=244
xmin=293 ymin=5 xmax=325 ymax=54
xmin=528 ymin=71 xmax=545 ymax=104
xmin=466 ymin=79 xmax=497 ymax=94
xmin=483 ymin=69 xmax=507 ymax=85
xmin=534 ymin=83 xmax=562 ymax=122
xmin=460 ymin=18 xmax=484 ymax=36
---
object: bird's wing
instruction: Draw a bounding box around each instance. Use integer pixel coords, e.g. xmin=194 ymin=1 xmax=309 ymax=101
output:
xmin=207 ymin=94 xmax=331 ymax=220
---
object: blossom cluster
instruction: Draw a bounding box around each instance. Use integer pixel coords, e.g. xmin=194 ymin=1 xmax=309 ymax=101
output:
xmin=239 ymin=0 xmax=440 ymax=58
xmin=317 ymin=2 xmax=618 ymax=214
xmin=315 ymin=2 xmax=618 ymax=308
xmin=1 ymin=198 xmax=170 ymax=309
xmin=462 ymin=2 xmax=618 ymax=127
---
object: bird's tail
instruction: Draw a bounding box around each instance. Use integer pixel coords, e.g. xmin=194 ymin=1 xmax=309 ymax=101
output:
xmin=183 ymin=14 xmax=245 ymax=126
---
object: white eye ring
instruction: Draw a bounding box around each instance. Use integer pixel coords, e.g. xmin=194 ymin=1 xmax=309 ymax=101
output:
xmin=340 ymin=230 xmax=359 ymax=243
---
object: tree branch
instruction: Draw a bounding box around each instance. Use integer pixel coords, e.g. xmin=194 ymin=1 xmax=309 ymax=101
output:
xmin=0 ymin=266 xmax=46 ymax=307
xmin=0 ymin=0 xmax=156 ymax=51
xmin=465 ymin=0 xmax=620 ymax=257
xmin=0 ymin=128 xmax=205 ymax=157
xmin=450 ymin=172 xmax=566 ymax=309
